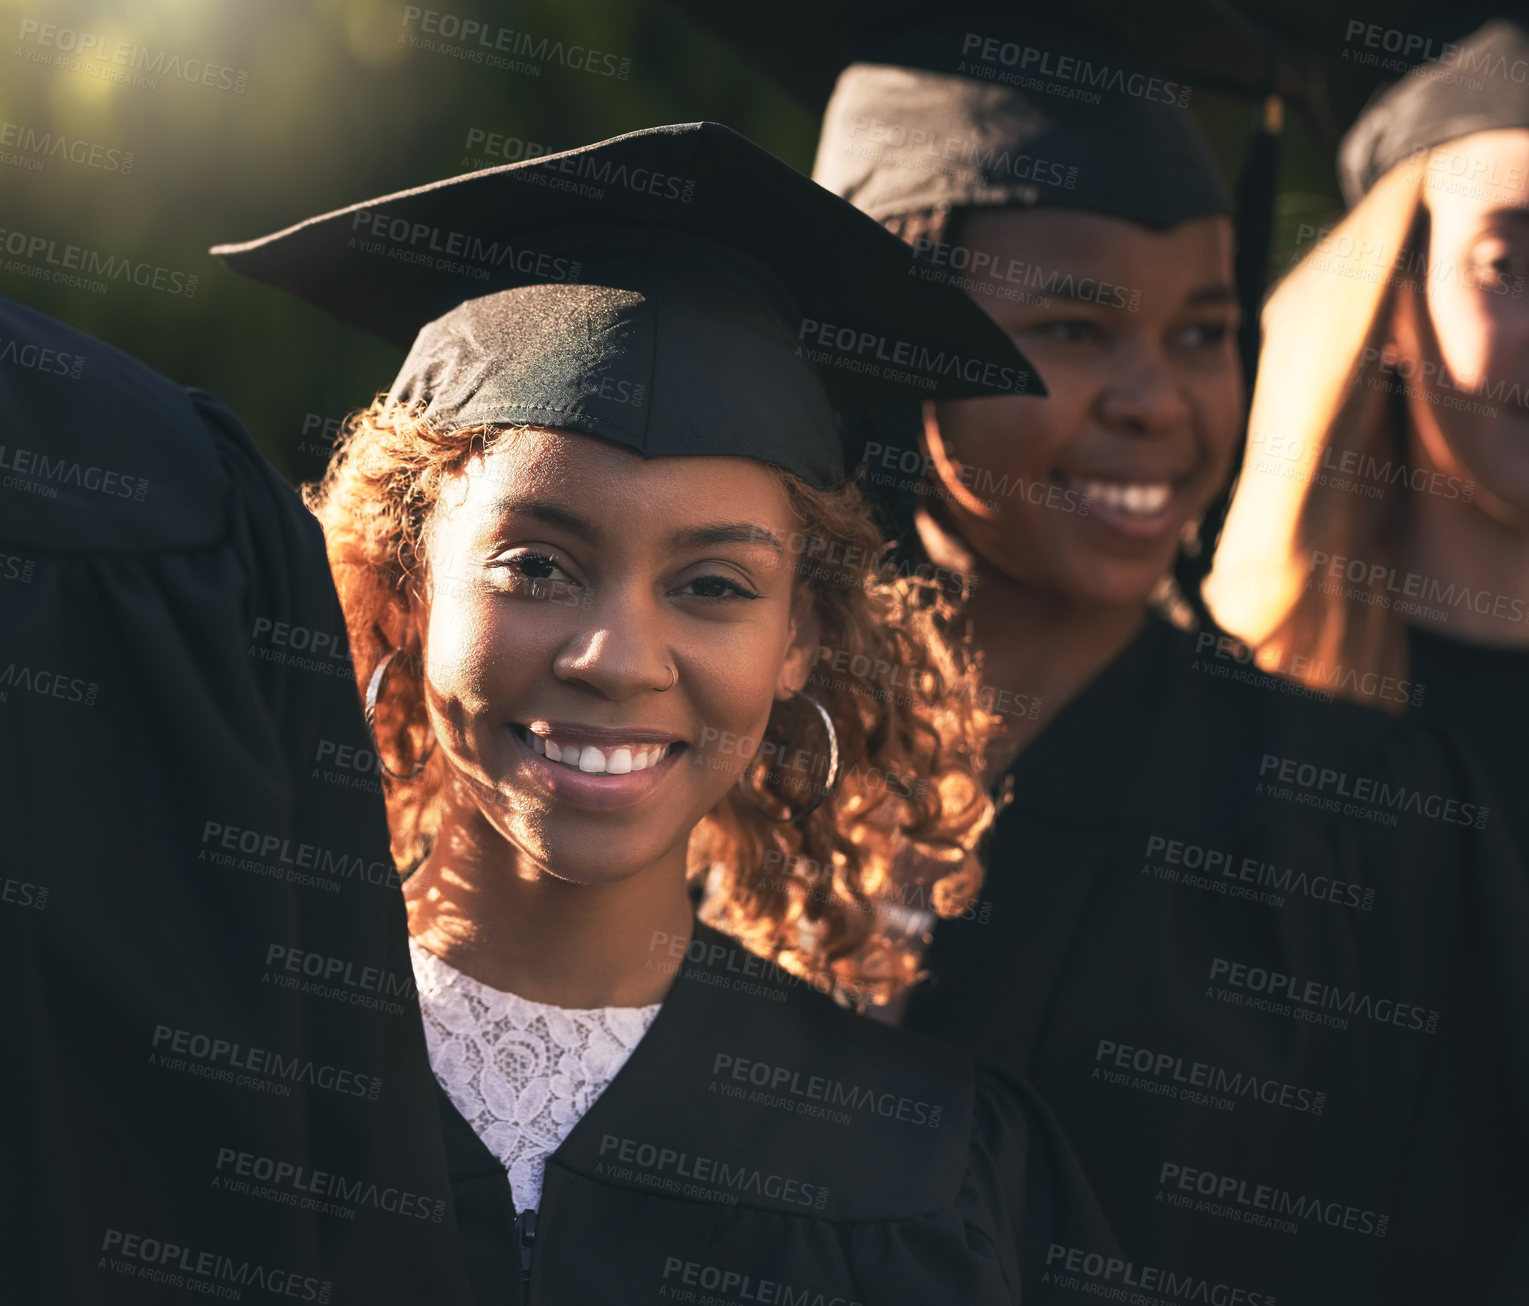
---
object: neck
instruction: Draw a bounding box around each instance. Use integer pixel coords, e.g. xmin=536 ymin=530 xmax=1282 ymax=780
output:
xmin=404 ymin=795 xmax=695 ymax=1008
xmin=915 ymin=506 xmax=1147 ymax=780
xmin=1403 ymin=426 xmax=1529 ymax=648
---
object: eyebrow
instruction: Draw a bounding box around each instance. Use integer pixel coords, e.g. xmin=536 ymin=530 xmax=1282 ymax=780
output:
xmin=670 ymin=522 xmax=784 ymax=554
xmin=1185 ymin=284 xmax=1239 ymax=307
xmin=1006 ymin=280 xmax=1239 ymax=308
xmin=498 ymin=500 xmax=783 ymax=554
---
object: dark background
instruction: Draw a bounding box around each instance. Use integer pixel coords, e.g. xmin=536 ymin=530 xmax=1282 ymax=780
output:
xmin=0 ymin=0 xmax=1446 ymax=483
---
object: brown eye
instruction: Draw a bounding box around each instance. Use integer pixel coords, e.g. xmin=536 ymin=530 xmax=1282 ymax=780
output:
xmin=675 ymin=573 xmax=761 ymax=601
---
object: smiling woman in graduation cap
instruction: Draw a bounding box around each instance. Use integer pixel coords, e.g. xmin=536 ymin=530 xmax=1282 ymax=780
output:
xmin=212 ymin=121 xmax=1117 ymax=1304
xmin=811 ymin=21 xmax=1529 ymax=1305
xmin=1208 ymin=19 xmax=1529 ymax=862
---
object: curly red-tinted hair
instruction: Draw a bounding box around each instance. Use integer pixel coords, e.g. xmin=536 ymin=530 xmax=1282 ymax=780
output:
xmin=305 ymin=399 xmax=996 ymax=1004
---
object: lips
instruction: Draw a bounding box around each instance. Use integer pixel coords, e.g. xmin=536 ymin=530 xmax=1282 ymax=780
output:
xmin=511 ymin=725 xmax=683 ymax=775
xmin=1067 ymin=476 xmax=1175 ymax=519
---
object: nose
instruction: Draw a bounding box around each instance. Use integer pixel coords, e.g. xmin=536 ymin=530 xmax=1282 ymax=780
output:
xmin=551 ymin=587 xmax=673 ymax=698
xmin=1096 ymin=342 xmax=1193 ymax=436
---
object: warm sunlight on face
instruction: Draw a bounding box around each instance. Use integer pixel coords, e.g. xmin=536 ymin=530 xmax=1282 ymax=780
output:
xmin=411 ymin=430 xmax=817 ymax=886
xmin=927 ymin=208 xmax=1243 ymax=610
xmin=1398 ymin=129 xmax=1529 ymax=527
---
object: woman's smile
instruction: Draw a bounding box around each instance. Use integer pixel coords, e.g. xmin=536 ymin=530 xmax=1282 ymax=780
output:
xmin=507 ymin=720 xmax=689 ymax=812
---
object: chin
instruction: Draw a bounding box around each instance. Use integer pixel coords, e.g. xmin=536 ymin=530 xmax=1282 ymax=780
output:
xmin=1063 ymin=558 xmax=1176 ymax=611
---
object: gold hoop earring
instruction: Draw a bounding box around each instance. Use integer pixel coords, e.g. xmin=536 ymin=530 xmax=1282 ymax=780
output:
xmin=363 ymin=648 xmax=437 ymax=780
xmin=735 ymin=691 xmax=840 ymax=823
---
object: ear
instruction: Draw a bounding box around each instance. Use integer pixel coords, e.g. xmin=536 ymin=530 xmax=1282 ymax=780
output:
xmin=775 ymin=583 xmax=822 ymax=702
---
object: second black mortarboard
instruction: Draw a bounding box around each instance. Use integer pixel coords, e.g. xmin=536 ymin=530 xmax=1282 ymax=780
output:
xmin=809 ymin=24 xmax=1232 ymax=230
xmin=211 ymin=122 xmax=1043 ymax=490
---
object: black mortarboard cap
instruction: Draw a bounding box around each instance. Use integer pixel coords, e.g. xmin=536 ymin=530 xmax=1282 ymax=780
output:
xmin=212 ymin=122 xmax=1042 ymax=489
xmin=810 ymin=25 xmax=1232 ymax=229
xmin=1338 ymin=19 xmax=1529 ymax=205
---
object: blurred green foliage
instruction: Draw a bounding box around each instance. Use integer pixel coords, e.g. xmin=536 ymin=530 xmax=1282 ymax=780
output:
xmin=1 ymin=0 xmax=1348 ymax=484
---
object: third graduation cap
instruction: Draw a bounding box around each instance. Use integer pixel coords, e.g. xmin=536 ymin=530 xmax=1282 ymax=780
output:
xmin=212 ymin=121 xmax=1042 ymax=489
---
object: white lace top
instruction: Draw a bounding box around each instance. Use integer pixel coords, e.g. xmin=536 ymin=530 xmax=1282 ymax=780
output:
xmin=407 ymin=936 xmax=661 ymax=1212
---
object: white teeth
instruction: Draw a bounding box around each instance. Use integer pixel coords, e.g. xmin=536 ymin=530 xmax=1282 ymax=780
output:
xmin=1075 ymin=479 xmax=1173 ymax=517
xmin=522 ymin=730 xmax=673 ymax=774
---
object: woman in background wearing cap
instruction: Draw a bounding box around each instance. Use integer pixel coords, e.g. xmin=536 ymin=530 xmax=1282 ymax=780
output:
xmin=217 ymin=121 xmax=1115 ymax=1304
xmin=1209 ymin=19 xmax=1529 ymax=863
xmin=813 ymin=24 xmax=1529 ymax=1304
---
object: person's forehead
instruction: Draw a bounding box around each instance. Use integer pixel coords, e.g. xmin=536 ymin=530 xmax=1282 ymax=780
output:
xmin=1426 ymin=129 xmax=1529 ymax=216
xmin=959 ymin=208 xmax=1234 ymax=282
xmin=444 ymin=430 xmax=793 ymax=518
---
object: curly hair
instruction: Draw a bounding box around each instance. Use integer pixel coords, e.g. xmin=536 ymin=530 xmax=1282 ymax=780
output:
xmin=305 ymin=400 xmax=997 ymax=1005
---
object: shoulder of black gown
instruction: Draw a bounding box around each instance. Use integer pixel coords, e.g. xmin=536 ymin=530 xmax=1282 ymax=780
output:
xmin=1131 ymin=616 xmax=1479 ymax=842
xmin=523 ymin=922 xmax=1032 ymax=1301
xmin=0 ymin=298 xmax=474 ymax=1304
xmin=0 ymin=294 xmax=230 ymax=553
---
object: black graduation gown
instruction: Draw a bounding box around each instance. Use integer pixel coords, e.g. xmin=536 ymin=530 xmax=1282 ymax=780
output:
xmin=0 ymin=298 xmax=474 ymax=1303
xmin=904 ymin=612 xmax=1529 ymax=1305
xmin=434 ymin=921 xmax=1117 ymax=1305
xmin=1408 ymin=622 xmax=1529 ymax=862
